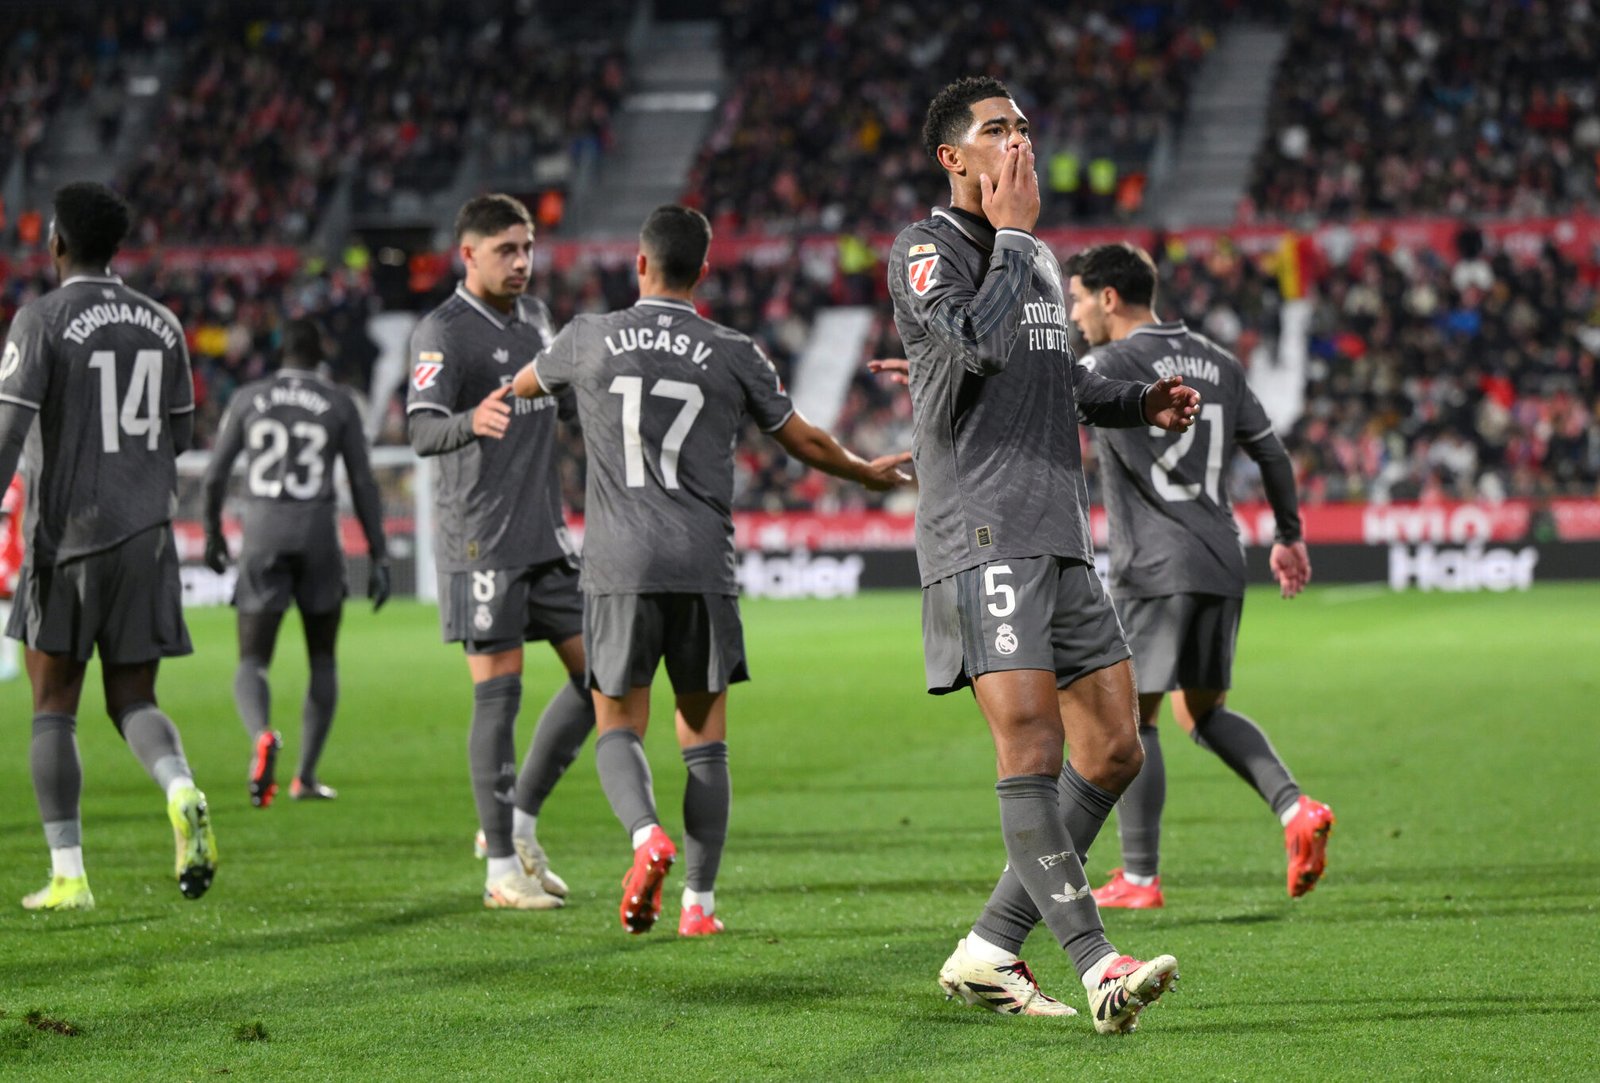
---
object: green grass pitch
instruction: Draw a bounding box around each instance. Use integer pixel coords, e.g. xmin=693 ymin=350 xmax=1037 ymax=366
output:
xmin=2 ymin=585 xmax=1598 ymax=1079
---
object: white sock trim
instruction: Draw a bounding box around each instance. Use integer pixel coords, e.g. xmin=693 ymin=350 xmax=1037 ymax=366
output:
xmin=513 ymin=808 xmax=538 ymax=844
xmin=1123 ymin=871 xmax=1157 ymax=887
xmin=682 ymin=887 xmax=714 ymax=914
xmin=51 ymin=846 xmax=85 ymax=880
xmin=964 ymin=931 xmax=1019 ymax=966
xmin=1083 ymin=950 xmax=1123 ymax=993
xmin=485 ymin=856 xmax=521 ymax=881
xmin=1279 ymin=802 xmax=1301 ymax=827
xmin=164 ymin=776 xmax=195 ymax=802
xmin=630 ymin=824 xmax=658 ymax=850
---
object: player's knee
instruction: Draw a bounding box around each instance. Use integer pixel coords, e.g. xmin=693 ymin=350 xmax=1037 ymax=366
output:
xmin=1100 ymin=731 xmax=1145 ymax=790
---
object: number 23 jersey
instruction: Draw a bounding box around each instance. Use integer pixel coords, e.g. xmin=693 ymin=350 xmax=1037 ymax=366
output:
xmin=209 ymin=368 xmax=370 ymax=553
xmin=0 ymin=275 xmax=194 ymax=566
xmin=531 ymin=297 xmax=794 ymax=595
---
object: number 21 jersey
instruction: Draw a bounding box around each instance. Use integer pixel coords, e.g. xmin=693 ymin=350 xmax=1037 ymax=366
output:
xmin=0 ymin=275 xmax=193 ymax=566
xmin=531 ymin=297 xmax=794 ymax=595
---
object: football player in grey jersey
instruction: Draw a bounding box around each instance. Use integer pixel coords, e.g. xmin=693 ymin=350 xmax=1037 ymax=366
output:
xmin=407 ymin=195 xmax=591 ymax=911
xmin=513 ymin=204 xmax=910 ymax=937
xmin=1064 ymin=243 xmax=1333 ymax=907
xmin=0 ymin=182 xmax=217 ymax=910
xmin=202 ymin=318 xmax=391 ymax=809
xmin=880 ymin=77 xmax=1198 ymax=1033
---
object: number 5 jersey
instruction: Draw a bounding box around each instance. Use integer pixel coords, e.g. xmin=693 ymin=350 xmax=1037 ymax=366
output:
xmin=0 ymin=275 xmax=193 ymax=566
xmin=529 ymin=297 xmax=794 ymax=595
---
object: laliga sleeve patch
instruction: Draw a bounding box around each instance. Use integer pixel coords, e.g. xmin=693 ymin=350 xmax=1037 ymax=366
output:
xmin=0 ymin=341 xmax=21 ymax=382
xmin=412 ymin=358 xmax=444 ymax=391
xmin=907 ymin=253 xmax=940 ymax=296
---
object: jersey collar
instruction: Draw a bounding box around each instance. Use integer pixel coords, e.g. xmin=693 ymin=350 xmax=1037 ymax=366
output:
xmin=932 ymin=206 xmax=996 ymax=251
xmin=1129 ymin=320 xmax=1188 ymax=339
xmin=61 ymin=274 xmax=124 ymax=288
xmin=635 ymin=297 xmax=697 ymax=313
xmin=455 ymin=283 xmax=526 ymax=329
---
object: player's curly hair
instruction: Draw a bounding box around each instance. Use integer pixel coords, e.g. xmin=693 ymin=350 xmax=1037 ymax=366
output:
xmin=641 ymin=204 xmax=711 ymax=290
xmin=1063 ymin=243 xmax=1159 ymax=308
xmin=922 ymin=76 xmax=1014 ymax=161
xmin=52 ymin=182 xmax=131 ymax=267
xmin=454 ymin=193 xmax=533 ymax=243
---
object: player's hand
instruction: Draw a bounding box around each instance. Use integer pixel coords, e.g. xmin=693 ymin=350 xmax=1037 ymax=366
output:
xmin=368 ymin=560 xmax=392 ymax=613
xmin=979 ymin=141 xmax=1040 ymax=234
xmin=203 ymin=531 xmax=229 ymax=574
xmin=472 ymin=385 xmax=514 ymax=439
xmin=867 ymin=358 xmax=910 ymax=387
xmin=1144 ymin=376 xmax=1200 ymax=431
xmin=1270 ymin=541 xmax=1311 ymax=599
xmin=859 ymin=451 xmax=914 ymax=491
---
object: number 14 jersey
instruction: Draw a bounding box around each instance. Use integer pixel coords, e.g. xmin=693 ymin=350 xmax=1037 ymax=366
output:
xmin=531 ymin=297 xmax=794 ymax=595
xmin=0 ymin=275 xmax=194 ymax=566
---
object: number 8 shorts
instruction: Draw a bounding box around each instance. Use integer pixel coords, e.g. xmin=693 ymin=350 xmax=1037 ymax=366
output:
xmin=921 ymin=555 xmax=1131 ymax=695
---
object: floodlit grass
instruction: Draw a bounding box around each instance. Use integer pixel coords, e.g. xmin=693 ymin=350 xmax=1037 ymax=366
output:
xmin=2 ymin=585 xmax=1597 ymax=1079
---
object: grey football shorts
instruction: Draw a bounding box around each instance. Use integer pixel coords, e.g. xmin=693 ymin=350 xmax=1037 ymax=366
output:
xmin=1118 ymin=592 xmax=1242 ymax=694
xmin=922 ymin=554 xmax=1130 ymax=695
xmin=583 ymin=592 xmax=748 ymax=697
xmin=6 ymin=522 xmax=193 ymax=664
xmin=233 ymin=537 xmax=348 ymax=615
xmin=440 ymin=558 xmax=584 ymax=655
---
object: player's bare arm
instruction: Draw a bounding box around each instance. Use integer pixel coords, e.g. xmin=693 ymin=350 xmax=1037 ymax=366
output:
xmin=771 ymin=412 xmax=912 ymax=492
xmin=510 ymin=360 xmax=546 ymax=399
xmin=472 ymin=384 xmax=515 ymax=438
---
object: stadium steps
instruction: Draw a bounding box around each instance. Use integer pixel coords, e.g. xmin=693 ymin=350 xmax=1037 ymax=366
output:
xmin=1143 ymin=24 xmax=1287 ymax=227
xmin=566 ymin=20 xmax=724 ymax=237
xmin=27 ymin=48 xmax=180 ymax=208
xmin=792 ymin=307 xmax=876 ymax=431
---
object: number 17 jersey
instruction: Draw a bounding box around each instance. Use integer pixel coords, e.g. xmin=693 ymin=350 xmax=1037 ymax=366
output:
xmin=0 ymin=275 xmax=194 ymax=566
xmin=531 ymin=297 xmax=794 ymax=595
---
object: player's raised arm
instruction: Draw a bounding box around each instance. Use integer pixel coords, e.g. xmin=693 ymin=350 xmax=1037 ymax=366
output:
xmin=770 ymin=411 xmax=912 ymax=492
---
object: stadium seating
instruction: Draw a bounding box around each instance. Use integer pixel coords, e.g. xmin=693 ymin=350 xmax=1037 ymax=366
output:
xmin=1247 ymin=0 xmax=1600 ymax=221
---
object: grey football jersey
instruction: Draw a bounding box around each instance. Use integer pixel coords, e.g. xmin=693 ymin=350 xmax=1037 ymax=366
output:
xmin=1084 ymin=321 xmax=1274 ymax=598
xmin=0 ymin=275 xmax=193 ymax=565
xmin=406 ymin=284 xmax=571 ymax=572
xmin=206 ymin=369 xmax=379 ymax=554
xmin=887 ymin=208 xmax=1151 ymax=587
xmin=532 ymin=297 xmax=795 ymax=594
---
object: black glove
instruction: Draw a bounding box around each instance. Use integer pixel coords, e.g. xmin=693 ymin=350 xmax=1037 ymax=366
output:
xmin=368 ymin=560 xmax=392 ymax=613
xmin=203 ymin=531 xmax=229 ymax=574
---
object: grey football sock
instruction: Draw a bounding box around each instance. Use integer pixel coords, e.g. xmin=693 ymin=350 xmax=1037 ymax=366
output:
xmin=1192 ymin=706 xmax=1301 ymax=818
xmin=233 ymin=657 xmax=272 ymax=738
xmin=31 ymin=713 xmax=82 ymax=848
xmin=118 ymin=704 xmax=192 ymax=791
xmin=594 ymin=730 xmax=658 ymax=839
xmin=297 ymin=655 xmax=337 ymax=784
xmin=972 ymin=762 xmax=1123 ymax=955
xmin=469 ymin=675 xmax=520 ymax=859
xmin=681 ymin=741 xmax=730 ymax=892
xmin=1117 ymin=725 xmax=1166 ymax=878
xmin=992 ymin=774 xmax=1114 ymax=978
xmin=514 ymin=675 xmax=595 ymax=816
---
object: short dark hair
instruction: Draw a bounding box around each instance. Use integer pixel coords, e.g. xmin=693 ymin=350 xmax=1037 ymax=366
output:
xmin=922 ymin=76 xmax=1013 ymax=161
xmin=640 ymin=204 xmax=711 ymax=290
xmin=454 ymin=193 xmax=533 ymax=243
xmin=1063 ymin=243 xmax=1159 ymax=308
xmin=53 ymin=182 xmax=131 ymax=266
xmin=281 ymin=317 xmax=325 ymax=369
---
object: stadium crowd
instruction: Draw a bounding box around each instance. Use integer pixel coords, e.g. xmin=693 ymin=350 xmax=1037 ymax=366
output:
xmin=683 ymin=0 xmax=1229 ymax=234
xmin=1247 ymin=0 xmax=1600 ymax=221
